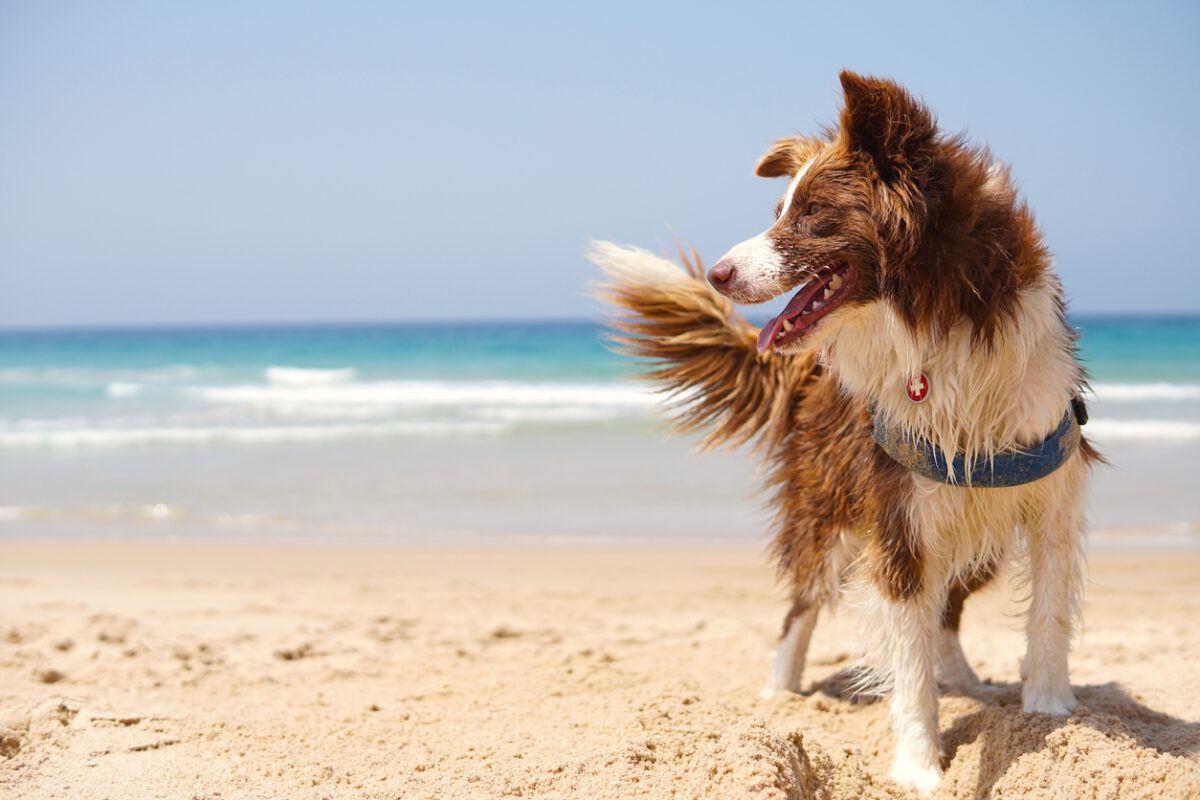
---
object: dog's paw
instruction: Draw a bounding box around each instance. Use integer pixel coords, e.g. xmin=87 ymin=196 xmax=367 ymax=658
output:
xmin=759 ymin=685 xmax=783 ymax=700
xmin=1022 ymin=686 xmax=1077 ymax=715
xmin=758 ymin=679 xmax=801 ymax=700
xmin=936 ymin=662 xmax=983 ymax=696
xmin=891 ymin=756 xmax=943 ymax=796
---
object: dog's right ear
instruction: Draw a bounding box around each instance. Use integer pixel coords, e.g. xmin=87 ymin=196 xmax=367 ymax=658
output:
xmin=754 ymin=137 xmax=822 ymax=178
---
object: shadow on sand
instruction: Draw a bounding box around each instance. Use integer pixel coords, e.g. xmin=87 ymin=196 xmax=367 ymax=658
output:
xmin=809 ymin=669 xmax=1199 ymax=797
xmin=941 ymin=682 xmax=1199 ymax=798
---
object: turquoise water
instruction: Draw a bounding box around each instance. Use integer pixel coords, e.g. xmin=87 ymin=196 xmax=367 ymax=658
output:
xmin=2 ymin=316 xmax=1198 ymax=543
xmin=0 ymin=321 xmax=623 ymax=382
xmin=1076 ymin=316 xmax=1200 ymax=383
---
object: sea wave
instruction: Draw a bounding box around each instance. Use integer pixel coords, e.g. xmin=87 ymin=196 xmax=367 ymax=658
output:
xmin=0 ymin=421 xmax=512 ymax=450
xmin=191 ymin=380 xmax=660 ymax=409
xmin=0 ymin=365 xmax=201 ymax=386
xmin=265 ymin=366 xmax=359 ymax=386
xmin=1085 ymin=418 xmax=1200 ymax=443
xmin=105 ymin=381 xmax=144 ymax=398
xmin=0 ymin=503 xmax=190 ymax=524
xmin=474 ymin=405 xmax=632 ymax=423
xmin=6 ymin=413 xmax=1196 ymax=451
xmin=1090 ymin=383 xmax=1200 ymax=402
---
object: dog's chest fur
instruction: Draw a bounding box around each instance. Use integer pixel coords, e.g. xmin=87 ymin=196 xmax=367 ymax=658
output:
xmin=778 ymin=278 xmax=1086 ymax=597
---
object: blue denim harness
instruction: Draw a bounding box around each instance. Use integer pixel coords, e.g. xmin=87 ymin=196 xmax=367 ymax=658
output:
xmin=870 ymin=399 xmax=1086 ymax=488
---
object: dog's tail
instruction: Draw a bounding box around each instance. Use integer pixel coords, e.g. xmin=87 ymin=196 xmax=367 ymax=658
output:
xmin=589 ymin=241 xmax=818 ymax=454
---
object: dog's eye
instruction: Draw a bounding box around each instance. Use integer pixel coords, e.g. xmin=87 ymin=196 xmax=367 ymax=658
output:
xmin=807 ymin=203 xmax=822 ymax=216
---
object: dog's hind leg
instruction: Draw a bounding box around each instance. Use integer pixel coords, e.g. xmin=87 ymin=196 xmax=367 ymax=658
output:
xmin=935 ymin=591 xmax=979 ymax=693
xmin=763 ymin=529 xmax=861 ymax=697
xmin=935 ymin=563 xmax=997 ymax=693
xmin=761 ymin=596 xmax=818 ymax=698
xmin=1022 ymin=462 xmax=1086 ymax=714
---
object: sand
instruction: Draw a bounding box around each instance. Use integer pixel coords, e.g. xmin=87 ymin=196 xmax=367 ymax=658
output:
xmin=0 ymin=538 xmax=1197 ymax=799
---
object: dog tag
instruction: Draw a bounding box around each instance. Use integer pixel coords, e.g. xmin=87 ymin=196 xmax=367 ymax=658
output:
xmin=906 ymin=373 xmax=930 ymax=403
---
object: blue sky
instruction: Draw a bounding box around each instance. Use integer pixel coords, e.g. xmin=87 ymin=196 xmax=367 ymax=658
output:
xmin=2 ymin=1 xmax=1198 ymax=327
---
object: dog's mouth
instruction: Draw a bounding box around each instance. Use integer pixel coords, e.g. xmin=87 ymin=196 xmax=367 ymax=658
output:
xmin=756 ymin=262 xmax=858 ymax=354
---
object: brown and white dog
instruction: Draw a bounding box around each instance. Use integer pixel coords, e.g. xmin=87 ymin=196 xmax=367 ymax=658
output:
xmin=593 ymin=71 xmax=1100 ymax=794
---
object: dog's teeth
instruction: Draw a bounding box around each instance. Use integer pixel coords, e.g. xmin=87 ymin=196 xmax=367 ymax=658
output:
xmin=823 ymin=288 xmax=834 ymax=300
xmin=781 ymin=318 xmax=794 ymax=332
xmin=829 ymin=273 xmax=844 ymax=290
xmin=811 ymin=300 xmax=825 ymax=312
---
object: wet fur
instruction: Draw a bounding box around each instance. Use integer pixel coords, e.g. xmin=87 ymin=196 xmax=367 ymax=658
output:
xmin=593 ymin=71 xmax=1100 ymax=794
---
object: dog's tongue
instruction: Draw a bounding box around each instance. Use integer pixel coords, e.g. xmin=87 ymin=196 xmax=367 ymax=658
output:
xmin=755 ymin=279 xmax=823 ymax=353
xmin=756 ymin=317 xmax=783 ymax=354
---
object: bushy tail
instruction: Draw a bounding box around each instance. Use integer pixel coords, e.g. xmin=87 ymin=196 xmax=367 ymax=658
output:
xmin=589 ymin=241 xmax=818 ymax=454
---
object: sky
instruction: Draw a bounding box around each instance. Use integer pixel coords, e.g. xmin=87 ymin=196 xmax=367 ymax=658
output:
xmin=1 ymin=1 xmax=1198 ymax=328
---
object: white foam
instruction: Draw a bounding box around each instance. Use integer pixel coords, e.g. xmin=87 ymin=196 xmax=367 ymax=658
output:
xmin=1091 ymin=383 xmax=1200 ymax=402
xmin=215 ymin=512 xmax=277 ymax=529
xmin=192 ymin=380 xmax=660 ymax=410
xmin=265 ymin=366 xmax=359 ymax=386
xmin=0 ymin=365 xmax=200 ymax=385
xmin=105 ymin=382 xmax=144 ymax=398
xmin=1086 ymin=418 xmax=1200 ymax=443
xmin=474 ymin=405 xmax=629 ymax=423
xmin=0 ymin=421 xmax=513 ymax=450
xmin=0 ymin=503 xmax=191 ymax=525
xmin=1 ymin=415 xmax=94 ymax=432
xmin=0 ymin=379 xmax=663 ymax=450
xmin=142 ymin=503 xmax=182 ymax=520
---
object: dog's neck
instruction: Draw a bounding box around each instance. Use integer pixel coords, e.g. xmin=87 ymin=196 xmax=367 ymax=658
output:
xmin=819 ymin=278 xmax=1082 ymax=464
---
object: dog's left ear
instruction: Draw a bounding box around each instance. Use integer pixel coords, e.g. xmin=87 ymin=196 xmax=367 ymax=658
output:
xmin=754 ymin=137 xmax=824 ymax=178
xmin=838 ymin=70 xmax=935 ymax=181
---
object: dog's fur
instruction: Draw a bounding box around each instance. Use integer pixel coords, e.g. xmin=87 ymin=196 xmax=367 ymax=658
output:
xmin=592 ymin=71 xmax=1100 ymax=794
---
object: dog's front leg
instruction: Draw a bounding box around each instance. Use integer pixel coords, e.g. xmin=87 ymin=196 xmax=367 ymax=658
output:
xmin=1022 ymin=470 xmax=1085 ymax=714
xmin=885 ymin=592 xmax=944 ymax=795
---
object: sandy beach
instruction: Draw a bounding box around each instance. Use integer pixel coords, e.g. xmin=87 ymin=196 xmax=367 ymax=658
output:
xmin=0 ymin=537 xmax=1197 ymax=799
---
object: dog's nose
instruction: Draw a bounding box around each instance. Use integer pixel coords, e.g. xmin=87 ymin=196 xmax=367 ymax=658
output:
xmin=708 ymin=259 xmax=736 ymax=290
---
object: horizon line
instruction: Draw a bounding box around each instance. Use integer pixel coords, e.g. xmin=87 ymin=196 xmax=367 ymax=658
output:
xmin=2 ymin=310 xmax=1199 ymax=335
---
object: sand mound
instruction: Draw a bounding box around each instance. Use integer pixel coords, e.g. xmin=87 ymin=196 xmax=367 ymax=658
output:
xmin=686 ymin=721 xmax=827 ymax=799
xmin=936 ymin=686 xmax=1200 ymax=799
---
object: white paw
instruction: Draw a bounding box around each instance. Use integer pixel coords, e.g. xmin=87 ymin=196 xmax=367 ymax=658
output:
xmin=758 ymin=680 xmax=799 ymax=700
xmin=1022 ymin=688 xmax=1077 ymax=715
xmin=891 ymin=756 xmax=943 ymax=796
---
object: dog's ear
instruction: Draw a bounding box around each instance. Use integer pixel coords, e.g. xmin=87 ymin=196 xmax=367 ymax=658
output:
xmin=754 ymin=137 xmax=824 ymax=178
xmin=838 ymin=70 xmax=935 ymax=181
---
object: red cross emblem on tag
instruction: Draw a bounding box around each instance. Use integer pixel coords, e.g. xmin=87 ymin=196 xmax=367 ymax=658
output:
xmin=906 ymin=372 xmax=930 ymax=403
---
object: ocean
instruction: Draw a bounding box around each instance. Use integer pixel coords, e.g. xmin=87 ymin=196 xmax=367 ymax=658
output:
xmin=2 ymin=317 xmax=1198 ymax=547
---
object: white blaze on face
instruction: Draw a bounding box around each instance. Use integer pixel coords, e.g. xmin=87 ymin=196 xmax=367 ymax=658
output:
xmin=777 ymin=156 xmax=815 ymax=219
xmin=714 ymin=156 xmax=817 ymax=304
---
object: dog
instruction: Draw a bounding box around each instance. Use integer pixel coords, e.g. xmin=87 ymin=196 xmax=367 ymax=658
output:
xmin=592 ymin=70 xmax=1100 ymax=794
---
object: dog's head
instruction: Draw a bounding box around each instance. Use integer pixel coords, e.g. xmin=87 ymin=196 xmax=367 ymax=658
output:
xmin=710 ymin=70 xmax=1022 ymax=354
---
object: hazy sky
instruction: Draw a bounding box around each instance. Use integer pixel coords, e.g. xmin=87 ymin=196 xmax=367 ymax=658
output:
xmin=2 ymin=1 xmax=1198 ymax=327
